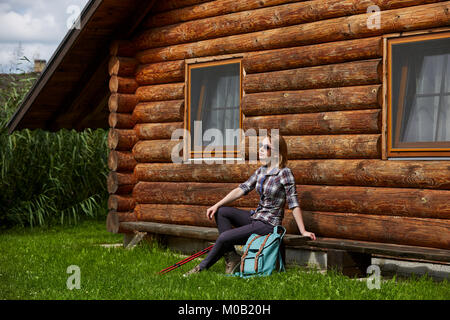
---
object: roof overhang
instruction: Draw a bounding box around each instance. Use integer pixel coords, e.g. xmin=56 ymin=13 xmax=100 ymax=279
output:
xmin=6 ymin=0 xmax=154 ymax=134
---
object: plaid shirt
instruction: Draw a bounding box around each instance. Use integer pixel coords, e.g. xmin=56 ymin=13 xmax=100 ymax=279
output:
xmin=238 ymin=165 xmax=300 ymax=226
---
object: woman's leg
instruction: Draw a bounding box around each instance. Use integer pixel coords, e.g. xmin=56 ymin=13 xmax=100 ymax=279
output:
xmin=214 ymin=206 xmax=253 ymax=234
xmin=198 ymin=219 xmax=273 ymax=270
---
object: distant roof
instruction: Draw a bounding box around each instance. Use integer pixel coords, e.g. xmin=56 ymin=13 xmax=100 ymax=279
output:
xmin=6 ymin=0 xmax=155 ymax=134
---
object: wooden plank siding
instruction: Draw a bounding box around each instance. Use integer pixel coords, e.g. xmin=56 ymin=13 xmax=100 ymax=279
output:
xmin=107 ymin=0 xmax=450 ymax=251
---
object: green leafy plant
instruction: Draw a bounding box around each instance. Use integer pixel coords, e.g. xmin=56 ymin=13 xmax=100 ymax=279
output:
xmin=0 ymin=69 xmax=109 ymax=228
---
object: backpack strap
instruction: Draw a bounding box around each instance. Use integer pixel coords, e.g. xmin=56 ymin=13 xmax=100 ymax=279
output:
xmin=273 ymin=226 xmax=286 ymax=273
xmin=240 ymin=234 xmax=263 ymax=274
xmin=254 ymin=233 xmax=271 ymax=272
xmin=273 ymin=225 xmax=286 ymax=238
xmin=278 ymin=250 xmax=285 ymax=272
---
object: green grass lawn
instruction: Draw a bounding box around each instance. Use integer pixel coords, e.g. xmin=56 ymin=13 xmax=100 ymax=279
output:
xmin=0 ymin=219 xmax=448 ymax=300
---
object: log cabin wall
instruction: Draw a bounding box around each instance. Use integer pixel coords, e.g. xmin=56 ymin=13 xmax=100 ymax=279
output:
xmin=106 ymin=0 xmax=450 ymax=250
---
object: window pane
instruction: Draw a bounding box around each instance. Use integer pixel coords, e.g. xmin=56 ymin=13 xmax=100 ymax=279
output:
xmin=390 ymin=36 xmax=450 ymax=148
xmin=437 ymin=96 xmax=450 ymax=141
xmin=190 ymin=62 xmax=240 ymax=149
xmin=446 ymin=56 xmax=450 ymax=93
xmin=402 ymin=96 xmax=439 ymax=142
xmin=416 ymin=55 xmax=445 ymax=95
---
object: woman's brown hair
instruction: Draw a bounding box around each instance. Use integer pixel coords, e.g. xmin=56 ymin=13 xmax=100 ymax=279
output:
xmin=266 ymin=130 xmax=288 ymax=168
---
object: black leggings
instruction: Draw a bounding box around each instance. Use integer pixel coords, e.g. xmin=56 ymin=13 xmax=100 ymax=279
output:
xmin=198 ymin=206 xmax=273 ymax=270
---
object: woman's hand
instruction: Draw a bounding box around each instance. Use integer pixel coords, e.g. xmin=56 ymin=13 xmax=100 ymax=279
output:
xmin=301 ymin=231 xmax=316 ymax=241
xmin=206 ymin=205 xmax=219 ymax=220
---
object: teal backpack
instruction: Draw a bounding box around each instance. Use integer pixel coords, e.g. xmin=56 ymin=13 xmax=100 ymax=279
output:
xmin=233 ymin=226 xmax=286 ymax=278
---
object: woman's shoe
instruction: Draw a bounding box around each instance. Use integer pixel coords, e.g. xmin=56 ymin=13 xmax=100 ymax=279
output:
xmin=224 ymin=251 xmax=241 ymax=274
xmin=183 ymin=264 xmax=203 ymax=277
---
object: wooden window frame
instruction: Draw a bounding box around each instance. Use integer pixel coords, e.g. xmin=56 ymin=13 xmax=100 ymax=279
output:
xmin=384 ymin=29 xmax=450 ymax=158
xmin=183 ymin=56 xmax=244 ymax=162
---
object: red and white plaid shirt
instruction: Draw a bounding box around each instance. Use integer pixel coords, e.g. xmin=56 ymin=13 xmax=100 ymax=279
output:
xmin=238 ymin=165 xmax=300 ymax=226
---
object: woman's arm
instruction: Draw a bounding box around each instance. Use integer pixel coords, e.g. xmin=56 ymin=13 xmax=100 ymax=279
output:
xmin=292 ymin=206 xmax=316 ymax=240
xmin=206 ymin=187 xmax=245 ymax=220
xmin=216 ymin=187 xmax=245 ymax=208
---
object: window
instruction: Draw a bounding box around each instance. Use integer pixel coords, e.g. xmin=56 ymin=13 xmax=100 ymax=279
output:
xmin=387 ymin=31 xmax=450 ymax=157
xmin=184 ymin=58 xmax=243 ymax=161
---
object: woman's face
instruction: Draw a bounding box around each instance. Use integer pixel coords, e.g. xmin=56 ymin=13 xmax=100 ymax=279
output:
xmin=259 ymin=137 xmax=272 ymax=163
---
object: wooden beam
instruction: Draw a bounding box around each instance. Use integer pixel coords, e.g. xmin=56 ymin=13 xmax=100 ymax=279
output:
xmin=46 ymin=49 xmax=110 ymax=131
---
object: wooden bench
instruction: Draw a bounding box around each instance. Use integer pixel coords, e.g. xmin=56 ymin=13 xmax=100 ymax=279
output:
xmin=118 ymin=221 xmax=450 ymax=277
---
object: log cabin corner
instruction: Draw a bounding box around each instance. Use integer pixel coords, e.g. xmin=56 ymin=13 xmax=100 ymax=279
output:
xmin=6 ymin=0 xmax=450 ymax=276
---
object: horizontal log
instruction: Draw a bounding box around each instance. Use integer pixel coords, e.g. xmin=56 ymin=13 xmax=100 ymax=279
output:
xmin=135 ymin=83 xmax=185 ymax=102
xmin=151 ymin=0 xmax=211 ymax=13
xmin=107 ymin=171 xmax=137 ymax=194
xmin=133 ymin=182 xmax=450 ymax=219
xmin=135 ymin=60 xmax=185 ymax=85
xmin=132 ymin=100 xmax=185 ymax=123
xmin=130 ymin=134 xmax=380 ymax=162
xmin=109 ymin=93 xmax=139 ymax=113
xmin=121 ymin=220 xmax=219 ymax=241
xmin=108 ymin=194 xmax=136 ymax=212
xmin=133 ymin=159 xmax=450 ymax=190
xmin=106 ymin=211 xmax=136 ymax=234
xmin=299 ymin=185 xmax=450 ymax=219
xmin=108 ymin=56 xmax=138 ymax=76
xmin=108 ymin=150 xmax=137 ymax=172
xmin=135 ymin=122 xmax=184 ymax=140
xmin=244 ymin=59 xmax=381 ymax=93
xmin=109 ymin=112 xmax=136 ymax=129
xmin=243 ymin=36 xmax=383 ymax=73
xmin=134 ymin=162 xmax=257 ymax=182
xmin=135 ymin=2 xmax=450 ymax=64
xmin=132 ymin=140 xmax=182 ymax=162
xmin=283 ymin=134 xmax=380 ymax=159
xmin=135 ymin=204 xmax=216 ymax=228
xmin=298 ymin=211 xmax=450 ymax=250
xmin=134 ymin=0 xmax=441 ymax=50
xmin=143 ymin=0 xmax=302 ymax=28
xmin=135 ymin=0 xmax=333 ymax=50
xmin=108 ymin=128 xmax=139 ymax=151
xmin=109 ymin=40 xmax=137 ymax=57
xmin=109 ymin=75 xmax=138 ymax=94
xmin=132 ymin=203 xmax=450 ymax=249
xmin=242 ymin=85 xmax=381 ymax=116
xmin=244 ymin=109 xmax=381 ymax=135
xmin=243 ymin=135 xmax=380 ymax=159
xmin=133 ymin=182 xmax=245 ymax=206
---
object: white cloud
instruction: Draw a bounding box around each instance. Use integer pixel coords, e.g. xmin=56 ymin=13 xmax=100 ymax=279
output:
xmin=0 ymin=10 xmax=60 ymax=42
xmin=0 ymin=0 xmax=89 ymax=73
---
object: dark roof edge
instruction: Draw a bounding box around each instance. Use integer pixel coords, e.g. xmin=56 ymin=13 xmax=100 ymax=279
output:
xmin=6 ymin=0 xmax=103 ymax=135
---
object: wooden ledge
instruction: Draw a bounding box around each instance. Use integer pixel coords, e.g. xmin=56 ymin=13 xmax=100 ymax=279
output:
xmin=119 ymin=221 xmax=450 ymax=263
xmin=119 ymin=221 xmax=310 ymax=245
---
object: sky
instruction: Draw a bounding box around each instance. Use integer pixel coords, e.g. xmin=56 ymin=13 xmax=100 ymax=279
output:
xmin=0 ymin=0 xmax=90 ymax=73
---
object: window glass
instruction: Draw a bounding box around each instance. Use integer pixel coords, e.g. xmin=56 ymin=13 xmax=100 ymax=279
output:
xmin=189 ymin=61 xmax=241 ymax=155
xmin=390 ymin=36 xmax=450 ymax=150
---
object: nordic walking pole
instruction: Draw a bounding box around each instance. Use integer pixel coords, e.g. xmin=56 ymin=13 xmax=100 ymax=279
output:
xmin=159 ymin=244 xmax=214 ymax=275
xmin=159 ymin=245 xmax=213 ymax=275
